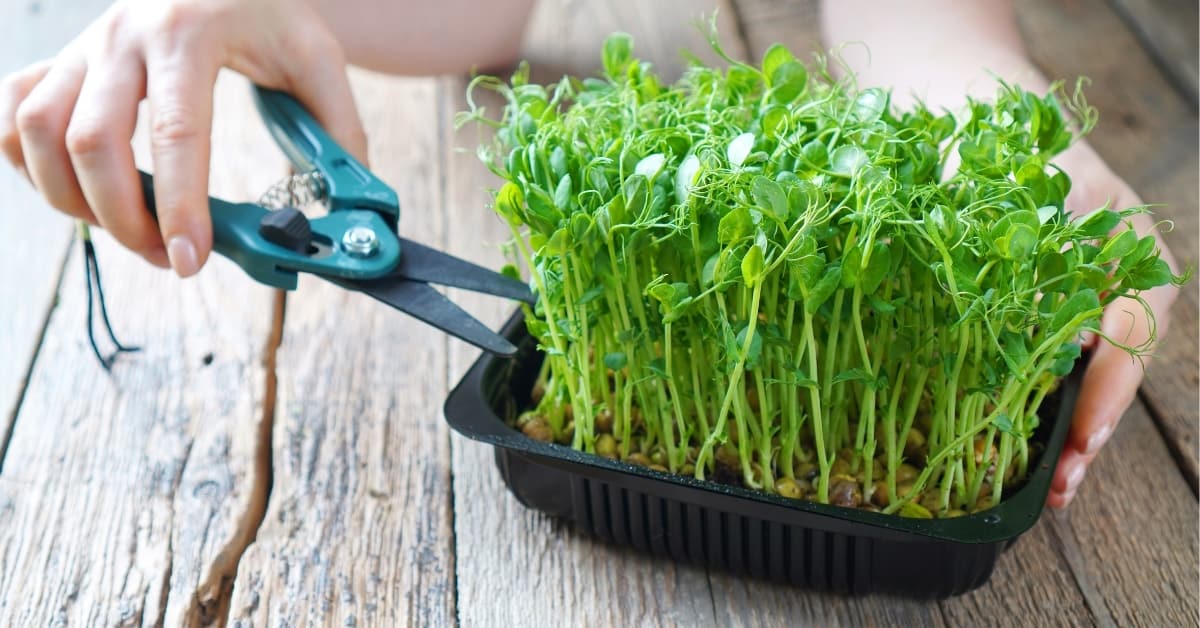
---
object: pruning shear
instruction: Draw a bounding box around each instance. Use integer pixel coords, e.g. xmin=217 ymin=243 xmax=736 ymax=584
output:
xmin=136 ymin=86 xmax=533 ymax=356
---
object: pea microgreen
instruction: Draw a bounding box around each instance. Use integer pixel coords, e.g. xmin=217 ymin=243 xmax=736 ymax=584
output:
xmin=458 ymin=32 xmax=1188 ymax=517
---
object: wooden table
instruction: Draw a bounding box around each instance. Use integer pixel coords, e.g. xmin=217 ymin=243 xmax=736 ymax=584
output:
xmin=1 ymin=1 xmax=1195 ymax=625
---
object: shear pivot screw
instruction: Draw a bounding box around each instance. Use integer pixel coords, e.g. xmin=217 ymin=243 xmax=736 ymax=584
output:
xmin=342 ymin=226 xmax=379 ymax=258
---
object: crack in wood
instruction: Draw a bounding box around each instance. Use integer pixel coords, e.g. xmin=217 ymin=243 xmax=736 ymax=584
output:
xmin=1138 ymin=388 xmax=1200 ymax=497
xmin=208 ymin=289 xmax=286 ymax=627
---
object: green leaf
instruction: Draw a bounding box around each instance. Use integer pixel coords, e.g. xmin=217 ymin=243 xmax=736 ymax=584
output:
xmin=770 ymin=61 xmax=807 ymax=103
xmin=994 ymin=413 xmax=1015 ymax=435
xmin=577 ymin=284 xmax=605 ymax=305
xmin=861 ymin=242 xmax=891 ymax=294
xmin=832 ymin=367 xmax=874 ymax=385
xmin=718 ymin=206 xmax=754 ymax=243
xmin=760 ymin=106 xmax=788 ymax=139
xmin=751 ymin=175 xmax=788 ymax=217
xmin=494 ymin=181 xmax=524 ymax=227
xmin=1051 ymin=288 xmax=1101 ymax=331
xmin=741 ymin=244 xmax=765 ymax=287
xmin=830 ymin=145 xmax=867 ymax=176
xmin=602 ymin=32 xmax=634 ymax=80
xmin=553 ymin=174 xmax=572 ymax=210
xmin=805 ymin=263 xmax=842 ymax=314
xmin=1002 ymin=224 xmax=1037 ymax=260
xmin=1037 ymin=251 xmax=1068 ymax=292
xmin=999 ymin=330 xmax=1030 ymax=373
xmin=1124 ymin=257 xmax=1174 ymax=290
xmin=801 ymin=139 xmax=828 ymax=168
xmin=1094 ymin=229 xmax=1137 ymax=265
xmin=603 ymin=352 xmax=628 ymax=370
xmin=623 ymin=174 xmax=649 ymax=218
xmin=1073 ymin=208 xmax=1121 ymax=238
xmin=761 ymin=43 xmax=794 ymax=85
xmin=851 ymin=88 xmax=888 ymax=123
xmin=735 ymin=324 xmax=764 ymax=368
xmin=646 ymin=357 xmax=668 ymax=379
xmin=1048 ymin=342 xmax=1083 ymax=376
xmin=525 ymin=186 xmax=563 ymax=234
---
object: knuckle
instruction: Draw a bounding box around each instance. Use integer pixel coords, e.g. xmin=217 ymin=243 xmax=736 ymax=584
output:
xmin=150 ymin=105 xmax=202 ymax=146
xmin=14 ymin=99 xmax=56 ymax=136
xmin=65 ymin=119 xmax=114 ymax=157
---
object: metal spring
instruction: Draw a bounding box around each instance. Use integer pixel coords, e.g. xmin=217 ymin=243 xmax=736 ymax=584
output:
xmin=258 ymin=171 xmax=328 ymax=210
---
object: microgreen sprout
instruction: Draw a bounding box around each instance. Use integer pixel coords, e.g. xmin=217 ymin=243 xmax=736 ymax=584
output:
xmin=459 ymin=32 xmax=1187 ymax=517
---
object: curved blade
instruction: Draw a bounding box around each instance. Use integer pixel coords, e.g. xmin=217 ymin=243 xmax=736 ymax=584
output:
xmin=396 ymin=238 xmax=534 ymax=304
xmin=329 ymin=276 xmax=518 ymax=356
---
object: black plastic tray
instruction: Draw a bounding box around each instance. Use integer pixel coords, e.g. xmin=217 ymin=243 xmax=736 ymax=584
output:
xmin=444 ymin=311 xmax=1081 ymax=598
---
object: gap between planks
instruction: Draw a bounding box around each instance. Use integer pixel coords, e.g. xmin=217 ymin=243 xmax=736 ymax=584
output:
xmin=0 ymin=236 xmax=73 ymax=475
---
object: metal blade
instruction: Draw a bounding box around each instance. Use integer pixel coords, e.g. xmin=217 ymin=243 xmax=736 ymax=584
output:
xmin=329 ymin=276 xmax=519 ymax=356
xmin=396 ymin=237 xmax=535 ymax=304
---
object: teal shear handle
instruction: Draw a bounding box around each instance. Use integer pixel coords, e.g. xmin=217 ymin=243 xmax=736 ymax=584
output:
xmin=138 ymin=85 xmax=533 ymax=355
xmin=137 ymin=86 xmax=404 ymax=290
xmin=253 ymin=87 xmax=399 ymax=227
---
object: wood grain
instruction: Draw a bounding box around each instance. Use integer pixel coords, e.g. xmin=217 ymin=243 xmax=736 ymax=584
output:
xmin=225 ymin=72 xmax=457 ymax=627
xmin=1049 ymin=402 xmax=1199 ymax=626
xmin=0 ymin=0 xmax=112 ymax=471
xmin=0 ymin=75 xmax=281 ymax=626
xmin=1016 ymin=0 xmax=1200 ymax=491
xmin=1106 ymin=0 xmax=1199 ymax=105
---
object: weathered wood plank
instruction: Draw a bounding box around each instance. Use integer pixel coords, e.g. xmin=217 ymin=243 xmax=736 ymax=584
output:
xmin=1016 ymin=0 xmax=1200 ymax=490
xmin=225 ymin=72 xmax=456 ymax=627
xmin=1049 ymin=402 xmax=1199 ymax=625
xmin=0 ymin=0 xmax=112 ymax=470
xmin=1106 ymin=0 xmax=1199 ymax=106
xmin=0 ymin=74 xmax=281 ymax=626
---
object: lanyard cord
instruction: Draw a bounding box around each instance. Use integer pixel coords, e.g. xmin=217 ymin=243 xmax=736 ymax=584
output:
xmin=79 ymin=221 xmax=140 ymax=370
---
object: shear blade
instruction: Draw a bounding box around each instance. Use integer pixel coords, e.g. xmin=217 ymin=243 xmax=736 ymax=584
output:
xmin=396 ymin=238 xmax=534 ymax=304
xmin=335 ymin=275 xmax=518 ymax=356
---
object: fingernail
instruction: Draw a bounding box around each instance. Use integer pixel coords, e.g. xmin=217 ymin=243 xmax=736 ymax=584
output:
xmin=166 ymin=235 xmax=199 ymax=277
xmin=1084 ymin=423 xmax=1113 ymax=455
xmin=1065 ymin=462 xmax=1085 ymax=492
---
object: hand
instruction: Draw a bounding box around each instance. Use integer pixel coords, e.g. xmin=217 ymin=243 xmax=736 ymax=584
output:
xmin=0 ymin=0 xmax=367 ymax=277
xmin=1047 ymin=143 xmax=1180 ymax=508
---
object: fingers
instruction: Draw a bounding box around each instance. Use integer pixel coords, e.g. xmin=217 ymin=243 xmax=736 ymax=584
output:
xmin=144 ymin=48 xmax=220 ymax=277
xmin=14 ymin=54 xmax=93 ymax=221
xmin=1049 ymin=447 xmax=1093 ymax=509
xmin=0 ymin=60 xmax=53 ymax=181
xmin=282 ymin=21 xmax=368 ymax=164
xmin=66 ymin=54 xmax=169 ymax=268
